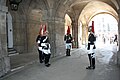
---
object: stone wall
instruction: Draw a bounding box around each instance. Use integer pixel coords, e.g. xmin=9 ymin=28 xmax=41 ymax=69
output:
xmin=0 ymin=3 xmax=10 ymax=77
xmin=11 ymin=13 xmax=28 ymax=53
xmin=117 ymin=51 xmax=120 ymax=66
xmin=117 ymin=9 xmax=120 ymax=66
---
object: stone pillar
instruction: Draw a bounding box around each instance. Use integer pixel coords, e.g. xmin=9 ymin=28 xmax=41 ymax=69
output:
xmin=117 ymin=9 xmax=120 ymax=66
xmin=82 ymin=24 xmax=88 ymax=46
xmin=82 ymin=24 xmax=85 ymax=45
xmin=72 ymin=21 xmax=78 ymax=48
xmin=48 ymin=18 xmax=66 ymax=57
xmin=0 ymin=3 xmax=10 ymax=77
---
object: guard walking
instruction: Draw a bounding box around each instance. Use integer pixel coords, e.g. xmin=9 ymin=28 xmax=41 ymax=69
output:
xmin=40 ymin=25 xmax=51 ymax=67
xmin=36 ymin=25 xmax=44 ymax=63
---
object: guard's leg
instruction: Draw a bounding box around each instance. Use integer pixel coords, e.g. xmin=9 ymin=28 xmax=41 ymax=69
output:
xmin=92 ymin=58 xmax=95 ymax=69
xmin=68 ymin=49 xmax=71 ymax=56
xmin=38 ymin=50 xmax=43 ymax=63
xmin=91 ymin=53 xmax=95 ymax=69
xmin=66 ymin=49 xmax=69 ymax=56
xmin=44 ymin=54 xmax=51 ymax=67
xmin=86 ymin=54 xmax=92 ymax=69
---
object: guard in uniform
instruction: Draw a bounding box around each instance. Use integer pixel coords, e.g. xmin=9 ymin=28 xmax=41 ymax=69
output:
xmin=36 ymin=25 xmax=44 ymax=63
xmin=86 ymin=21 xmax=96 ymax=69
xmin=41 ymin=25 xmax=51 ymax=67
xmin=64 ymin=26 xmax=73 ymax=56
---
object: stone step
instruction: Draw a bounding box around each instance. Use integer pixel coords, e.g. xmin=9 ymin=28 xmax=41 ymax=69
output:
xmin=8 ymin=48 xmax=19 ymax=56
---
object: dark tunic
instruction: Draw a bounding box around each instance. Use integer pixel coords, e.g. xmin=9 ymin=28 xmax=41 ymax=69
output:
xmin=64 ymin=34 xmax=73 ymax=43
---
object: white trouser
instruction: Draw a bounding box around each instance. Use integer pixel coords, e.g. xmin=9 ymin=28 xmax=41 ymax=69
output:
xmin=87 ymin=45 xmax=95 ymax=58
xmin=66 ymin=43 xmax=72 ymax=49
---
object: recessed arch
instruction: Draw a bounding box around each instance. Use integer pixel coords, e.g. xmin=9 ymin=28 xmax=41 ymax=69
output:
xmin=65 ymin=14 xmax=72 ymax=35
xmin=89 ymin=12 xmax=119 ymax=25
xmin=79 ymin=0 xmax=118 ymax=25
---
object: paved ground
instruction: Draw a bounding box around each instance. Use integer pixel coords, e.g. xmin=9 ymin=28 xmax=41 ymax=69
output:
xmin=0 ymin=44 xmax=120 ymax=80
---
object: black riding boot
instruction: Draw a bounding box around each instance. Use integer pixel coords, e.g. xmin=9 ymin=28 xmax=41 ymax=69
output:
xmin=66 ymin=49 xmax=70 ymax=56
xmin=66 ymin=49 xmax=68 ymax=56
xmin=86 ymin=54 xmax=92 ymax=69
xmin=68 ymin=49 xmax=71 ymax=56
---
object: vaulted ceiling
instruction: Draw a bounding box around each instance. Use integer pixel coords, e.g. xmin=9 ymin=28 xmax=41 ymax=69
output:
xmin=8 ymin=0 xmax=119 ymax=24
xmin=66 ymin=0 xmax=119 ymax=24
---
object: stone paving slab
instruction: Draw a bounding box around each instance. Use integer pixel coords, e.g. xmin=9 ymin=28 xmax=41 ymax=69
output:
xmin=0 ymin=47 xmax=120 ymax=80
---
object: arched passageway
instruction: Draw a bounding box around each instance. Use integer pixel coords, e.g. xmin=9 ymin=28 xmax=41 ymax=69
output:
xmin=0 ymin=0 xmax=120 ymax=77
xmin=89 ymin=14 xmax=118 ymax=48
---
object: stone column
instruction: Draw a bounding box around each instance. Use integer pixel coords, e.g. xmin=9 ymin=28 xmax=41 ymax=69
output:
xmin=48 ymin=17 xmax=66 ymax=57
xmin=82 ymin=24 xmax=85 ymax=45
xmin=0 ymin=4 xmax=10 ymax=77
xmin=72 ymin=21 xmax=78 ymax=48
xmin=117 ymin=9 xmax=120 ymax=66
xmin=82 ymin=23 xmax=88 ymax=46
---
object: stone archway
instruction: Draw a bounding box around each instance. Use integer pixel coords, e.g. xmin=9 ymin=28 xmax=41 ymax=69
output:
xmin=78 ymin=1 xmax=118 ymax=46
xmin=7 ymin=0 xmax=120 ymax=67
xmin=7 ymin=0 xmax=119 ymax=57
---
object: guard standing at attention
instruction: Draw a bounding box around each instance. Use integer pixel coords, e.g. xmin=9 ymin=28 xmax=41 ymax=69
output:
xmin=86 ymin=21 xmax=96 ymax=69
xmin=64 ymin=26 xmax=73 ymax=56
